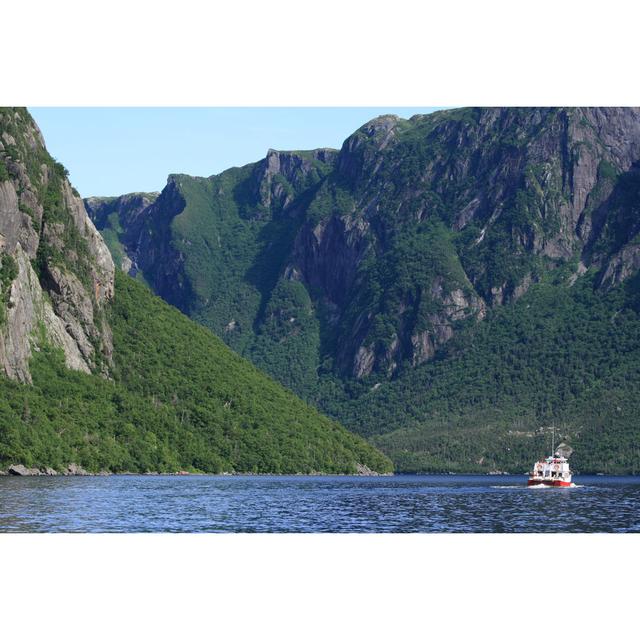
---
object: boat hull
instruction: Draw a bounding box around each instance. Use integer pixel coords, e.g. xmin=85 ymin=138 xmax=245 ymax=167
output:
xmin=527 ymin=478 xmax=572 ymax=488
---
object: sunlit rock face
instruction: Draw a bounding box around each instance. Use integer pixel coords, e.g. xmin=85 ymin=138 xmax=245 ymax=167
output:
xmin=0 ymin=108 xmax=115 ymax=381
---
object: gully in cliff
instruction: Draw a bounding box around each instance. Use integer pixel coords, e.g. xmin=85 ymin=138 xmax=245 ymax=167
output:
xmin=527 ymin=427 xmax=574 ymax=488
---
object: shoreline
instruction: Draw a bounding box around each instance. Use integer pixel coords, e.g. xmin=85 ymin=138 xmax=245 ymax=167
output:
xmin=0 ymin=465 xmax=630 ymax=478
xmin=0 ymin=463 xmax=395 ymax=478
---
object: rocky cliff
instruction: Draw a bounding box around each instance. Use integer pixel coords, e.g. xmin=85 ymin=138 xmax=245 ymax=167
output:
xmin=0 ymin=108 xmax=114 ymax=382
xmin=284 ymin=108 xmax=640 ymax=376
xmin=98 ymin=108 xmax=640 ymax=388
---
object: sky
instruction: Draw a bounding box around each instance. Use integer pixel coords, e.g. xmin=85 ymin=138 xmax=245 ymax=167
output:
xmin=29 ymin=108 xmax=441 ymax=198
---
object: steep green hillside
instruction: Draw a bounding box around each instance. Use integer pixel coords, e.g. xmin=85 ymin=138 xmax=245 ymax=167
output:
xmin=0 ymin=272 xmax=392 ymax=474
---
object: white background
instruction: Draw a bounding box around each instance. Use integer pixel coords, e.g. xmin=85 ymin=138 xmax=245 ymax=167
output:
xmin=3 ymin=0 xmax=639 ymax=106
xmin=2 ymin=1 xmax=639 ymax=638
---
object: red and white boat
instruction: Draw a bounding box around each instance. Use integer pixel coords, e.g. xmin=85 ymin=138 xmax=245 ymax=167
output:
xmin=528 ymin=454 xmax=573 ymax=487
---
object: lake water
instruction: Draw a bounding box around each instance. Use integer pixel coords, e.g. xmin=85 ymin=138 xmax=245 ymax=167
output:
xmin=0 ymin=474 xmax=639 ymax=533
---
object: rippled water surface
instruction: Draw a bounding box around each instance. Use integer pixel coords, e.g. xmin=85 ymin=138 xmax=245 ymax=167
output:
xmin=0 ymin=474 xmax=639 ymax=532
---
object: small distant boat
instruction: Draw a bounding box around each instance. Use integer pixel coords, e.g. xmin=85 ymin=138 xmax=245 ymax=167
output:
xmin=527 ymin=425 xmax=573 ymax=488
xmin=528 ymin=454 xmax=572 ymax=487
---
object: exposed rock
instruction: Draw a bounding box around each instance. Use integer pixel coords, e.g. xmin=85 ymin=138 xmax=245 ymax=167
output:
xmin=353 ymin=345 xmax=376 ymax=378
xmin=355 ymin=463 xmax=380 ymax=476
xmin=43 ymin=264 xmax=98 ymax=362
xmin=61 ymin=182 xmax=115 ymax=303
xmin=411 ymin=331 xmax=434 ymax=365
xmin=599 ymin=244 xmax=640 ymax=290
xmin=121 ymin=255 xmax=133 ymax=273
xmin=290 ymin=213 xmax=370 ymax=309
xmin=8 ymin=464 xmax=41 ymax=476
xmin=555 ymin=443 xmax=574 ymax=458
xmin=65 ymin=463 xmax=89 ymax=476
xmin=0 ymin=108 xmax=115 ymax=381
xmin=0 ymin=179 xmax=39 ymax=257
xmin=1 ymin=131 xmax=16 ymax=147
xmin=454 ymin=197 xmax=482 ymax=231
xmin=512 ymin=274 xmax=533 ymax=301
xmin=252 ymin=148 xmax=338 ymax=214
xmin=84 ymin=191 xmax=159 ymax=276
xmin=0 ymin=245 xmax=91 ymax=381
xmin=568 ymin=261 xmax=588 ymax=286
xmin=134 ymin=178 xmax=194 ymax=312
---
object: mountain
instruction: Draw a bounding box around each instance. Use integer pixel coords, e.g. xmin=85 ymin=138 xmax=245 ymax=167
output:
xmin=89 ymin=107 xmax=640 ymax=473
xmin=0 ymin=107 xmax=392 ymax=475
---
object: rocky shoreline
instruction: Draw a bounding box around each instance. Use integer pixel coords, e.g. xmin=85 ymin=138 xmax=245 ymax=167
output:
xmin=1 ymin=463 xmax=104 ymax=476
xmin=0 ymin=463 xmax=394 ymax=477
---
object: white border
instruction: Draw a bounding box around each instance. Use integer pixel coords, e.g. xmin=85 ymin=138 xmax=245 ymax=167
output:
xmin=0 ymin=533 xmax=637 ymax=639
xmin=2 ymin=1 xmax=639 ymax=637
xmin=2 ymin=0 xmax=639 ymax=106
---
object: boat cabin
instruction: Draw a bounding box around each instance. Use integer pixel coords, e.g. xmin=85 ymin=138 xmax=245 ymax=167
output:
xmin=529 ymin=455 xmax=572 ymax=486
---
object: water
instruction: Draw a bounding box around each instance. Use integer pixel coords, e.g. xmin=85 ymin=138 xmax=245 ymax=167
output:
xmin=0 ymin=474 xmax=639 ymax=532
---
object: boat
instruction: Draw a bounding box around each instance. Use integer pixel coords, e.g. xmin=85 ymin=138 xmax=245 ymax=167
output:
xmin=528 ymin=454 xmax=572 ymax=487
xmin=527 ymin=425 xmax=573 ymax=488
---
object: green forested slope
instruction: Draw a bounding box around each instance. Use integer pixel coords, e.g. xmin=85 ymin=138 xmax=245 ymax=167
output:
xmin=350 ymin=273 xmax=640 ymax=474
xmin=0 ymin=272 xmax=392 ymax=474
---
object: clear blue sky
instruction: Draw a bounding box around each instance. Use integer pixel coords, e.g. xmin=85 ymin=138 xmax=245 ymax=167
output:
xmin=29 ymin=108 xmax=441 ymax=198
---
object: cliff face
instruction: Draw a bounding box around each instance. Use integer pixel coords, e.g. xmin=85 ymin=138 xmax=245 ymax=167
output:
xmin=283 ymin=108 xmax=640 ymax=377
xmin=84 ymin=191 xmax=158 ymax=275
xmin=85 ymin=149 xmax=337 ymax=337
xmin=0 ymin=108 xmax=115 ymax=382
xmin=91 ymin=108 xmax=640 ymax=389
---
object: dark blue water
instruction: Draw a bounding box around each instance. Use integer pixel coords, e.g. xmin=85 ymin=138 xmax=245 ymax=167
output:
xmin=0 ymin=474 xmax=638 ymax=532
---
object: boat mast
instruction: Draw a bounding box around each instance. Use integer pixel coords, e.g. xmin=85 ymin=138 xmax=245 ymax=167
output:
xmin=551 ymin=423 xmax=555 ymax=457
